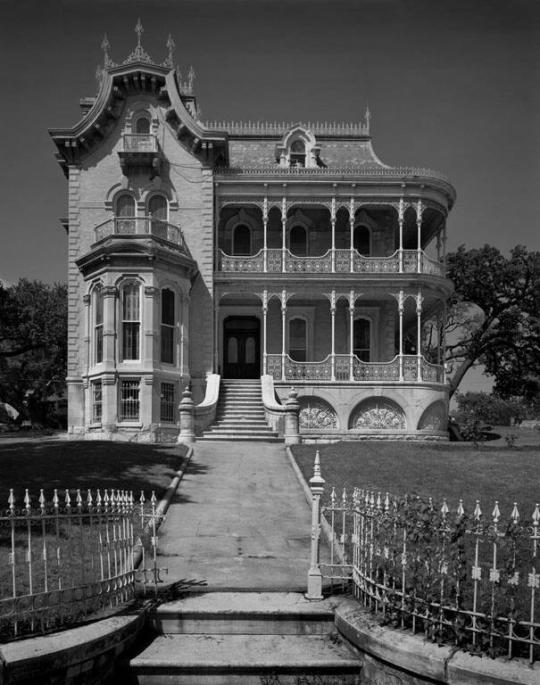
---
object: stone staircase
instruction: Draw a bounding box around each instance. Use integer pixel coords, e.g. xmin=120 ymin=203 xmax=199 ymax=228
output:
xmin=201 ymin=379 xmax=280 ymax=442
xmin=129 ymin=592 xmax=362 ymax=684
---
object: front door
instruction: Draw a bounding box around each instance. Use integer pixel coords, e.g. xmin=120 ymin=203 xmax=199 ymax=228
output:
xmin=223 ymin=316 xmax=260 ymax=379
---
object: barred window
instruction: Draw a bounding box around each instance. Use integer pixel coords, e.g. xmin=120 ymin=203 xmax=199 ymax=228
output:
xmin=92 ymin=380 xmax=102 ymax=423
xmin=122 ymin=283 xmax=140 ymax=360
xmin=120 ymin=379 xmax=140 ymax=421
xmin=161 ymin=289 xmax=175 ymax=364
xmin=94 ymin=287 xmax=104 ymax=364
xmin=160 ymin=383 xmax=175 ymax=422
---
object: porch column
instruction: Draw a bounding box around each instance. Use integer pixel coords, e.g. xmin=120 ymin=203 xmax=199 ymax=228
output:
xmin=416 ymin=289 xmax=423 ymax=382
xmin=262 ymin=289 xmax=268 ymax=375
xmin=416 ymin=199 xmax=423 ymax=273
xmin=331 ymin=195 xmax=336 ymax=273
xmin=263 ymin=192 xmax=268 ymax=272
xmin=349 ymin=292 xmax=355 ymax=381
xmin=281 ymin=195 xmax=287 ymax=273
xmin=330 ymin=290 xmax=336 ymax=381
xmin=398 ymin=197 xmax=404 ymax=273
xmin=442 ymin=222 xmax=448 ymax=273
xmin=349 ymin=196 xmax=355 ymax=273
xmin=281 ymin=289 xmax=287 ymax=381
xmin=398 ymin=289 xmax=404 ymax=382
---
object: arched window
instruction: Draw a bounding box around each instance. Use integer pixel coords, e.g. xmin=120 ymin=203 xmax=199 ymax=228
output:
xmin=290 ymin=140 xmax=306 ymax=167
xmin=121 ymin=283 xmax=140 ymax=361
xmin=289 ymin=317 xmax=307 ymax=361
xmin=93 ymin=286 xmax=104 ymax=364
xmin=135 ymin=114 xmax=151 ymax=134
xmin=115 ymin=193 xmax=136 ymax=233
xmin=232 ymin=224 xmax=251 ymax=255
xmin=354 ymin=225 xmax=371 ymax=256
xmin=354 ymin=318 xmax=371 ymax=362
xmin=148 ymin=194 xmax=168 ymax=238
xmin=161 ymin=289 xmax=175 ymax=364
xmin=289 ymin=225 xmax=307 ymax=256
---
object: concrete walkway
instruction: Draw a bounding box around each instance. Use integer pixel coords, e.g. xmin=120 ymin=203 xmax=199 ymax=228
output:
xmin=157 ymin=440 xmax=320 ymax=591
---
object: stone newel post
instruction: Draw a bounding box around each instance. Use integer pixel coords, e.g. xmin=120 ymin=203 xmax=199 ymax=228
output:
xmin=306 ymin=450 xmax=325 ymax=600
xmin=284 ymin=387 xmax=300 ymax=445
xmin=177 ymin=387 xmax=195 ymax=444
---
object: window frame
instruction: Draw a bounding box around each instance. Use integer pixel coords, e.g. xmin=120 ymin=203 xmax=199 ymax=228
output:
xmin=353 ymin=316 xmax=372 ymax=362
xmin=119 ymin=378 xmax=140 ymax=422
xmin=160 ymin=288 xmax=175 ymax=365
xmin=120 ymin=282 xmax=141 ymax=362
xmin=160 ymin=382 xmax=175 ymax=422
xmin=91 ymin=380 xmax=102 ymax=424
xmin=93 ymin=286 xmax=104 ymax=365
xmin=288 ymin=316 xmax=308 ymax=362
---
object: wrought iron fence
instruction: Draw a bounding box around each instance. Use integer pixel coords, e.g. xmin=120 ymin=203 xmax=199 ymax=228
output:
xmin=308 ymin=456 xmax=540 ymax=663
xmin=0 ymin=488 xmax=164 ymax=641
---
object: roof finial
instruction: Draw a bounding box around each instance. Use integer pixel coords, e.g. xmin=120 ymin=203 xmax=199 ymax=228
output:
xmin=135 ymin=18 xmax=144 ymax=47
xmin=101 ymin=33 xmax=115 ymax=68
xmin=123 ymin=18 xmax=153 ymax=65
xmin=163 ymin=34 xmax=176 ymax=68
xmin=188 ymin=66 xmax=196 ymax=91
xmin=364 ymin=105 xmax=371 ymax=135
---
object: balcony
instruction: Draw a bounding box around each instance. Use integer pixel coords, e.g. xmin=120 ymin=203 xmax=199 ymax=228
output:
xmin=266 ymin=353 xmax=444 ymax=384
xmin=218 ymin=248 xmax=444 ymax=277
xmin=118 ymin=134 xmax=161 ymax=175
xmin=93 ymin=217 xmax=189 ymax=253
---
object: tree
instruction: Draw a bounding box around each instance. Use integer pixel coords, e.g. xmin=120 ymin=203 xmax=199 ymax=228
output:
xmin=0 ymin=279 xmax=67 ymax=423
xmin=444 ymin=245 xmax=540 ymax=400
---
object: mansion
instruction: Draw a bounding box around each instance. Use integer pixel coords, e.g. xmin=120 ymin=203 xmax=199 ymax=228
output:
xmin=50 ymin=24 xmax=455 ymax=442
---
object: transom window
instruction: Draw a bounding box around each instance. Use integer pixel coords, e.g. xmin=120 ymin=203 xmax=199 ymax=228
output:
xmin=289 ymin=317 xmax=307 ymax=362
xmin=93 ymin=286 xmax=104 ymax=364
xmin=289 ymin=225 xmax=307 ymax=257
xmin=290 ymin=140 xmax=306 ymax=167
xmin=354 ymin=225 xmax=371 ymax=256
xmin=121 ymin=283 xmax=140 ymax=361
xmin=161 ymin=288 xmax=175 ymax=364
xmin=232 ymin=224 xmax=251 ymax=256
xmin=354 ymin=318 xmax=371 ymax=362
xmin=120 ymin=379 xmax=140 ymax=421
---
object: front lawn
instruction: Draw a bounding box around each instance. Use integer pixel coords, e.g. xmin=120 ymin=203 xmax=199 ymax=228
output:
xmin=0 ymin=438 xmax=188 ymax=504
xmin=292 ymin=441 xmax=540 ymax=514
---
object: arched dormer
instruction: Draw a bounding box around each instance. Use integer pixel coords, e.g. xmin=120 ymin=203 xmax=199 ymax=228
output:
xmin=276 ymin=126 xmax=320 ymax=168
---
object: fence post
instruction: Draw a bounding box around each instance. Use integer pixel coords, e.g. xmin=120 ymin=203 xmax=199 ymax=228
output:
xmin=177 ymin=387 xmax=195 ymax=444
xmin=284 ymin=387 xmax=300 ymax=445
xmin=306 ymin=450 xmax=325 ymax=600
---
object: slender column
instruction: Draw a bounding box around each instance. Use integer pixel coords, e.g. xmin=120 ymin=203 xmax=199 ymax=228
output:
xmin=398 ymin=290 xmax=404 ymax=382
xmin=349 ymin=196 xmax=355 ymax=273
xmin=349 ymin=293 xmax=355 ymax=381
xmin=281 ymin=195 xmax=287 ymax=273
xmin=331 ymin=195 xmax=336 ymax=273
xmin=213 ymin=293 xmax=218 ymax=374
xmin=83 ymin=294 xmax=91 ymax=377
xmin=398 ymin=197 xmax=404 ymax=273
xmin=416 ymin=199 xmax=423 ymax=273
xmin=143 ymin=286 xmax=159 ymax=366
xmin=416 ymin=289 xmax=423 ymax=381
xmin=281 ymin=289 xmax=287 ymax=381
xmin=183 ymin=295 xmax=190 ymax=376
xmin=442 ymin=222 xmax=448 ymax=273
xmin=263 ymin=192 xmax=268 ymax=272
xmin=442 ymin=304 xmax=448 ymax=384
xmin=330 ymin=290 xmax=336 ymax=381
xmin=262 ymin=289 xmax=268 ymax=375
xmin=436 ymin=232 xmax=441 ymax=263
xmin=102 ymin=285 xmax=117 ymax=371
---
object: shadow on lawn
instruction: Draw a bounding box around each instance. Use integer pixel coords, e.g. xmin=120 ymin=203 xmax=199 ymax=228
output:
xmin=0 ymin=440 xmax=208 ymax=504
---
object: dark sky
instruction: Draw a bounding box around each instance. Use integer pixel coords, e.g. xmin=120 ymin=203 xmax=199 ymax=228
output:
xmin=1 ymin=0 xmax=539 ymax=284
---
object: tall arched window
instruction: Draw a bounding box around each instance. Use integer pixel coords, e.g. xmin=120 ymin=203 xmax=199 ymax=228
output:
xmin=115 ymin=193 xmax=136 ymax=233
xmin=121 ymin=283 xmax=140 ymax=360
xmin=148 ymin=195 xmax=168 ymax=238
xmin=93 ymin=286 xmax=104 ymax=364
xmin=232 ymin=224 xmax=251 ymax=255
xmin=289 ymin=225 xmax=307 ymax=256
xmin=290 ymin=140 xmax=306 ymax=167
xmin=289 ymin=317 xmax=307 ymax=361
xmin=135 ymin=114 xmax=151 ymax=134
xmin=354 ymin=318 xmax=371 ymax=362
xmin=354 ymin=225 xmax=371 ymax=255
xmin=161 ymin=289 xmax=175 ymax=364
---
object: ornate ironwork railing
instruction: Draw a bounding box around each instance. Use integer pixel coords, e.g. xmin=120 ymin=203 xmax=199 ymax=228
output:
xmin=94 ymin=217 xmax=188 ymax=252
xmin=217 ymin=248 xmax=444 ymax=277
xmin=267 ymin=354 xmax=443 ymax=384
xmin=313 ymin=478 xmax=540 ymax=664
xmin=122 ymin=134 xmax=158 ymax=153
xmin=0 ymin=488 xmax=163 ymax=641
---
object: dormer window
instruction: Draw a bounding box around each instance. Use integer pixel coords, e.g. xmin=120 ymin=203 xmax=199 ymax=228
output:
xmin=290 ymin=140 xmax=306 ymax=167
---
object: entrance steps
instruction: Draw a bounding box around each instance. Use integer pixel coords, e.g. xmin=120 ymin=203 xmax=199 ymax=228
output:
xmin=129 ymin=592 xmax=362 ymax=684
xmin=200 ymin=379 xmax=280 ymax=442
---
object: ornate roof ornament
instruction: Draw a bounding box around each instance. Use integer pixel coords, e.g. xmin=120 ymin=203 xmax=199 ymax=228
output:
xmin=163 ymin=34 xmax=176 ymax=68
xmin=101 ymin=33 xmax=116 ymax=68
xmin=123 ymin=18 xmax=153 ymax=65
xmin=364 ymin=106 xmax=371 ymax=135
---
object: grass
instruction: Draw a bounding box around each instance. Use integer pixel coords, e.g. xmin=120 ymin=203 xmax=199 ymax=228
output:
xmin=292 ymin=438 xmax=540 ymax=514
xmin=0 ymin=438 xmax=188 ymax=504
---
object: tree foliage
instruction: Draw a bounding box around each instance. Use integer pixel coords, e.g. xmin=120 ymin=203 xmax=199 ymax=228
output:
xmin=0 ymin=279 xmax=67 ymax=423
xmin=445 ymin=245 xmax=540 ymax=401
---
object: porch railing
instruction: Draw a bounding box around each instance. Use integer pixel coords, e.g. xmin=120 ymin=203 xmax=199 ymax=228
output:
xmin=307 ymin=455 xmax=540 ymax=664
xmin=94 ymin=217 xmax=189 ymax=252
xmin=218 ymin=248 xmax=444 ymax=276
xmin=0 ymin=488 xmax=163 ymax=641
xmin=266 ymin=353 xmax=444 ymax=384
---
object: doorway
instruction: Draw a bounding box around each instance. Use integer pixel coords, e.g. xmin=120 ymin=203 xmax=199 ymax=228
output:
xmin=223 ymin=316 xmax=261 ymax=378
